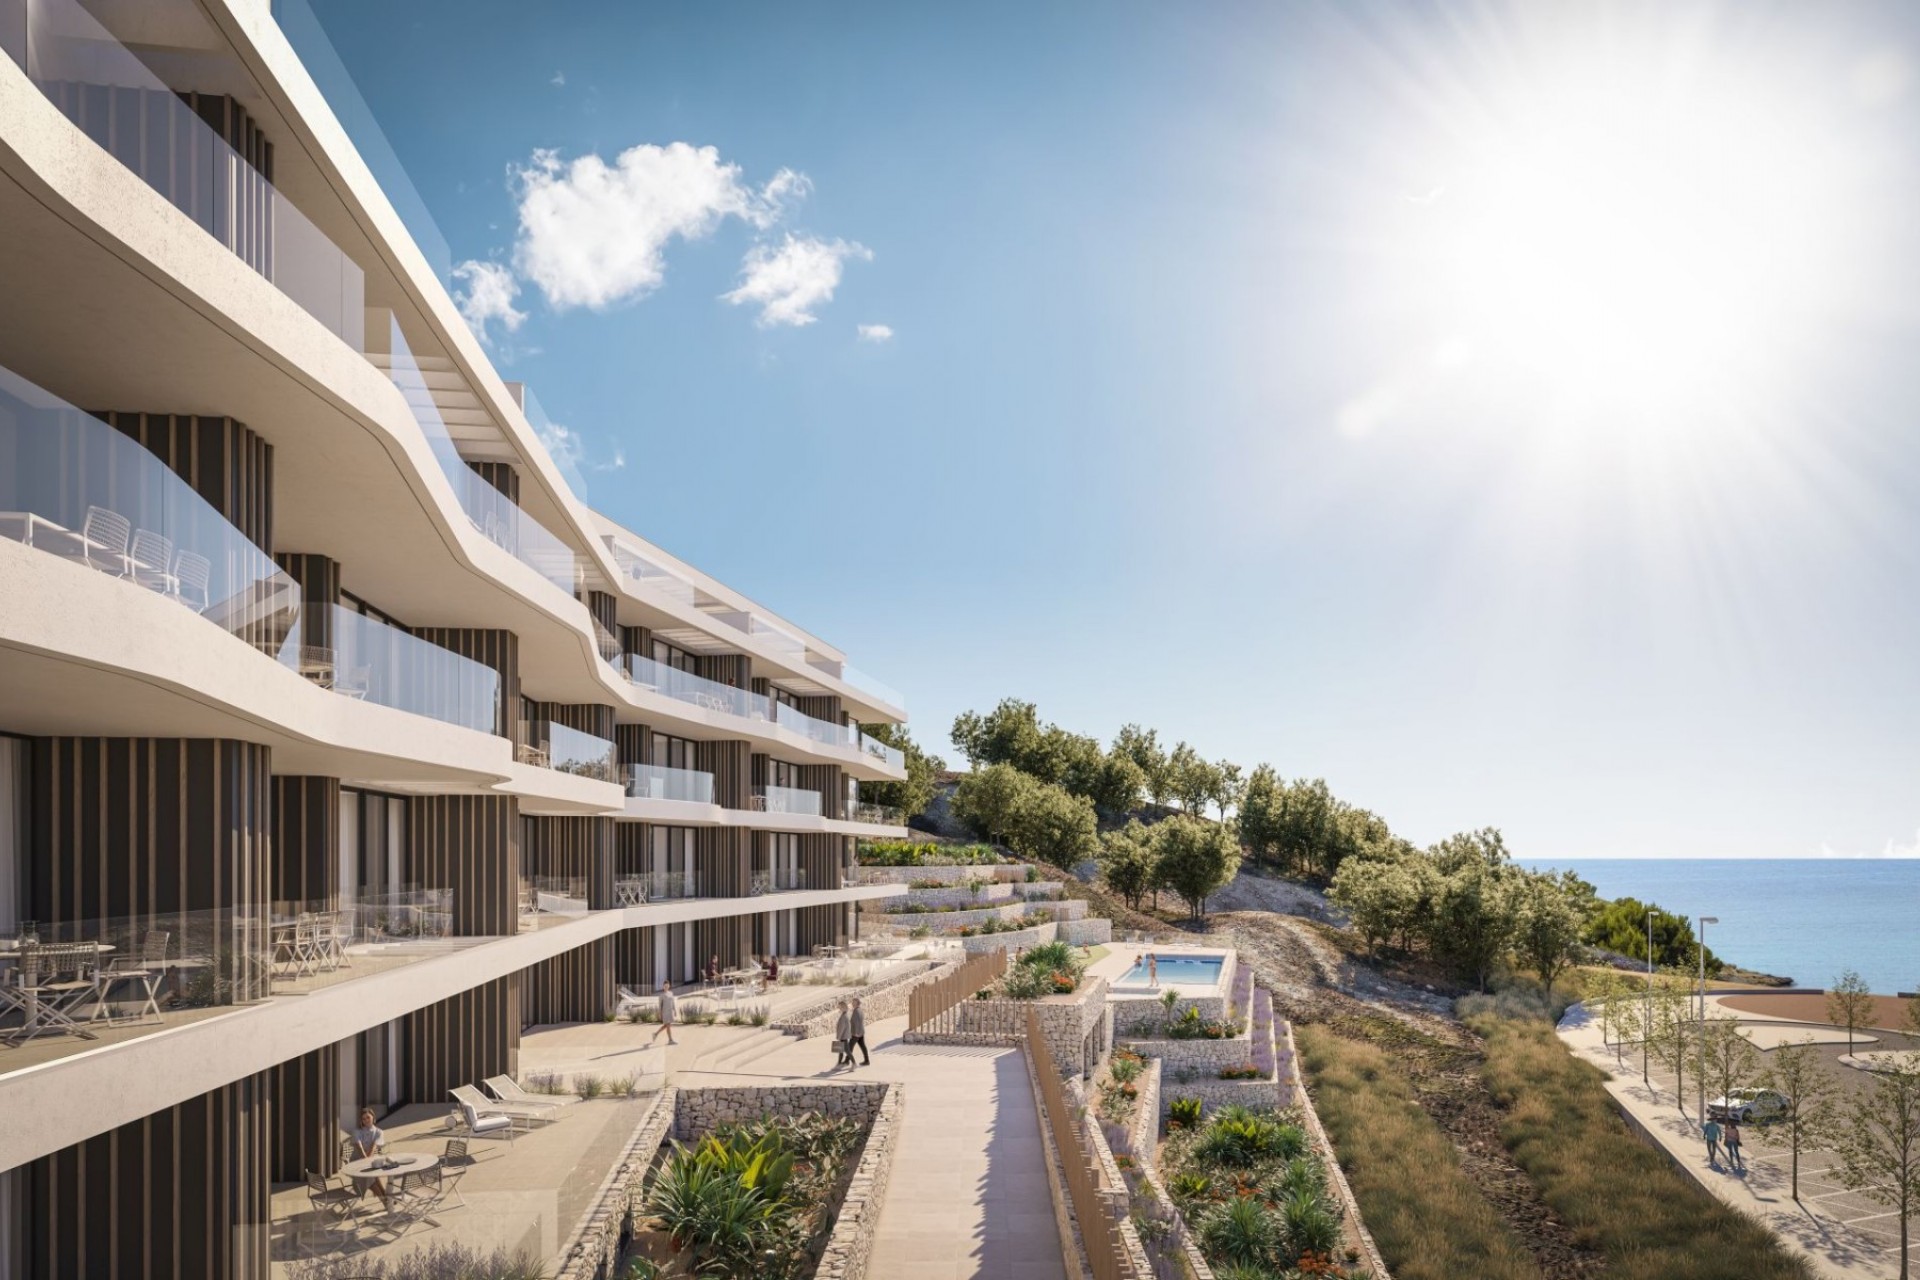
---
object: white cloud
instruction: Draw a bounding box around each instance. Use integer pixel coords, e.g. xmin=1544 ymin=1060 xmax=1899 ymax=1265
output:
xmin=551 ymin=71 xmax=567 ymax=87
xmin=510 ymin=143 xmax=809 ymax=311
xmin=723 ymin=234 xmax=871 ymax=328
xmin=856 ymin=323 xmax=895 ymax=343
xmin=451 ymin=259 xmax=526 ymax=346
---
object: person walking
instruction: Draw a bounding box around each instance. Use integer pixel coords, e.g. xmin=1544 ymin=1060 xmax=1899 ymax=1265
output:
xmin=1147 ymin=952 xmax=1158 ymax=986
xmin=1724 ymin=1119 xmax=1744 ymax=1171
xmin=651 ymin=981 xmax=678 ymax=1047
xmin=832 ymin=999 xmax=854 ymax=1070
xmin=848 ymin=997 xmax=871 ymax=1067
xmin=1702 ymin=1116 xmax=1723 ymax=1167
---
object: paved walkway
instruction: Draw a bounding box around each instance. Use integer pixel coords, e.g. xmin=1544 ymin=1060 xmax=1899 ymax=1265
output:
xmin=672 ymin=1014 xmax=1068 ymax=1280
xmin=1559 ymin=1004 xmax=1901 ymax=1280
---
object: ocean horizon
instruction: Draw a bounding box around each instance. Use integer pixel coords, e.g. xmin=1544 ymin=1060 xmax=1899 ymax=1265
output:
xmin=1520 ymin=857 xmax=1920 ymax=994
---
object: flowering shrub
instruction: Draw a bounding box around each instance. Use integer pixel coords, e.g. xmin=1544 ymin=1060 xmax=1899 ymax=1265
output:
xmin=1219 ymin=1064 xmax=1265 ymax=1080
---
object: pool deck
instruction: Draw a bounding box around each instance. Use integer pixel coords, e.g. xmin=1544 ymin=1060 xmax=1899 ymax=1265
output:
xmin=1086 ymin=941 xmax=1234 ymax=999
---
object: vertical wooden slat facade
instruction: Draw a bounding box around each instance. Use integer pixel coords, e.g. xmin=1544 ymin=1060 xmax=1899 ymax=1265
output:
xmin=405 ymin=795 xmax=520 ymax=936
xmin=610 ymin=925 xmax=657 ymax=991
xmin=399 ymin=978 xmax=521 ymax=1107
xmin=22 ymin=1073 xmax=272 ymax=1280
xmin=272 ymin=553 xmax=340 ymax=650
xmin=699 ymin=739 xmax=751 ymax=811
xmin=270 ymin=776 xmax=338 ymax=908
xmin=523 ymin=815 xmax=615 ymax=908
xmin=697 ymin=826 xmax=752 ymax=899
xmin=408 ymin=628 xmax=518 ymax=738
xmin=24 ymin=737 xmax=273 ymax=1002
xmin=266 ymin=1046 xmax=340 ymax=1182
xmin=465 ymin=460 xmax=519 ymax=502
xmin=522 ymin=939 xmax=614 ymax=1026
xmin=93 ymin=412 xmax=274 ymax=552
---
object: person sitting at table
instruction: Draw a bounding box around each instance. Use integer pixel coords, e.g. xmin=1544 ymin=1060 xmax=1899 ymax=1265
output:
xmin=764 ymin=953 xmax=780 ymax=981
xmin=707 ymin=954 xmax=722 ymax=986
xmin=350 ymin=1107 xmax=391 ymax=1204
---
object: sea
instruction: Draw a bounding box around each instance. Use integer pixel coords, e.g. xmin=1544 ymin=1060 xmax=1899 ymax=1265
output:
xmin=1518 ymin=858 xmax=1920 ymax=995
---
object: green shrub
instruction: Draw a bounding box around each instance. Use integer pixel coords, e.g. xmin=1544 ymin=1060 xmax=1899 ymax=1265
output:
xmin=1168 ymin=1097 xmax=1203 ymax=1128
xmin=576 ymin=1075 xmax=605 ymax=1100
xmin=1198 ymin=1197 xmax=1281 ymax=1271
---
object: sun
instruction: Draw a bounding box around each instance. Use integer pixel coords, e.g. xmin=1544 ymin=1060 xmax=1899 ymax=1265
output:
xmin=1391 ymin=11 xmax=1864 ymax=445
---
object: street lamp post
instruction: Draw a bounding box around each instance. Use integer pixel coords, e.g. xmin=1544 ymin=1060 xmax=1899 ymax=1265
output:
xmin=1696 ymin=915 xmax=1718 ymax=1124
xmin=1643 ymin=909 xmax=1654 ymax=1086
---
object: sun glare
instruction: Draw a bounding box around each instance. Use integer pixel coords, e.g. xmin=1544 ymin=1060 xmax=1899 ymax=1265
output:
xmin=1383 ymin=13 xmax=1872 ymax=446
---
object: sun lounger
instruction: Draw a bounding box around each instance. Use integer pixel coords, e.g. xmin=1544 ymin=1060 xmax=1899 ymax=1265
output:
xmin=485 ymin=1075 xmax=575 ymax=1108
xmin=450 ymin=1084 xmax=557 ymax=1126
xmin=452 ymin=1098 xmax=517 ymax=1143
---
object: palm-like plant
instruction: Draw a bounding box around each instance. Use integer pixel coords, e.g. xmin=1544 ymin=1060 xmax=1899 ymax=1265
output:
xmin=1279 ymin=1186 xmax=1343 ymax=1260
xmin=1198 ymin=1196 xmax=1280 ymax=1270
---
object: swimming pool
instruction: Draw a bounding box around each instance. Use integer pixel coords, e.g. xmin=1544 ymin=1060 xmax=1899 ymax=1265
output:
xmin=1118 ymin=954 xmax=1224 ymax=988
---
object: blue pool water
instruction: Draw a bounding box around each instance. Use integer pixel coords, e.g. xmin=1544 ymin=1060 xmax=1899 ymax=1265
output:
xmin=1119 ymin=954 xmax=1224 ymax=987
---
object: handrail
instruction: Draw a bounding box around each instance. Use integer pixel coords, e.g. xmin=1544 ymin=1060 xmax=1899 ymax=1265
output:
xmin=906 ymin=948 xmax=1006 ymax=1034
xmin=1028 ymin=1007 xmax=1130 ymax=1280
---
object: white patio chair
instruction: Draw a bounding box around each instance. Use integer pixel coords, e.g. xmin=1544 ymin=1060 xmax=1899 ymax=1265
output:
xmin=172 ymin=549 xmax=211 ymax=612
xmin=76 ymin=506 xmax=132 ymax=576
xmin=129 ymin=529 xmax=177 ymax=595
xmin=451 ymin=1097 xmax=517 ymax=1144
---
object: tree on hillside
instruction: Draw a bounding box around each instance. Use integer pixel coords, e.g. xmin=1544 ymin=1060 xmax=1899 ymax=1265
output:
xmin=1275 ymin=777 xmax=1339 ymax=878
xmin=1830 ymin=969 xmax=1877 ymax=1058
xmin=1511 ymin=868 xmax=1591 ymax=994
xmin=1005 ymin=782 xmax=1099 ymax=867
xmin=1098 ymin=820 xmax=1158 ymax=911
xmin=857 ymin=723 xmax=945 ymax=820
xmin=1210 ymin=760 xmax=1244 ymax=821
xmin=1112 ymin=724 xmax=1167 ymax=808
xmin=1236 ymin=764 xmax=1285 ymax=869
xmin=1327 ymin=856 xmax=1405 ymax=958
xmin=1167 ymin=742 xmax=1211 ymax=814
xmin=950 ymin=709 xmax=986 ymax=769
xmin=1761 ymin=1037 xmax=1839 ymax=1201
xmin=1832 ymin=1054 xmax=1920 ymax=1280
xmin=1428 ymin=847 xmax=1516 ymax=991
xmin=1153 ymin=815 xmax=1241 ymax=921
xmin=950 ymin=762 xmax=1031 ymax=846
xmin=1080 ymin=748 xmax=1146 ymax=817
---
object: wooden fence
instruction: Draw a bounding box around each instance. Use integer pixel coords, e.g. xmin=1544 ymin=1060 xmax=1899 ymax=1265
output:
xmin=906 ymin=948 xmax=1006 ymax=1034
xmin=1027 ymin=1008 xmax=1131 ymax=1280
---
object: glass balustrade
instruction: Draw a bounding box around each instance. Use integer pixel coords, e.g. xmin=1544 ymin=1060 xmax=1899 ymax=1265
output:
xmin=754 ymin=785 xmax=824 ymax=818
xmin=840 ymin=664 xmax=906 ymax=711
xmin=774 ymin=702 xmax=858 ymax=749
xmin=297 ymin=605 xmax=500 ymax=734
xmin=606 ymin=538 xmax=700 ymax=607
xmin=382 ymin=319 xmax=584 ymax=595
xmin=751 ymin=869 xmax=809 ymax=895
xmin=623 ymin=654 xmax=772 ymax=721
xmin=859 ymin=733 xmax=907 ymax=770
xmin=0 ymin=365 xmax=302 ymax=659
xmin=624 ymin=763 xmax=715 ymax=805
xmin=544 ymin=722 xmax=619 ymax=781
xmin=268 ymin=0 xmax=453 ymax=287
xmin=2 ymin=0 xmax=364 ymax=346
xmin=851 ymin=802 xmax=904 ymax=826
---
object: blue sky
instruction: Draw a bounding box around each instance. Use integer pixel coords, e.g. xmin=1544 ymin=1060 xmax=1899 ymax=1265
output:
xmin=305 ymin=1 xmax=1920 ymax=859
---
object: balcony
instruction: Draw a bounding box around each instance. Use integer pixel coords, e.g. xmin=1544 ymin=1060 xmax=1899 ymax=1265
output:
xmin=376 ymin=319 xmax=584 ymax=596
xmin=297 ymin=605 xmax=501 ymax=734
xmin=858 ymin=732 xmax=906 ymax=770
xmin=774 ymin=701 xmax=858 ymax=750
xmin=850 ymin=801 xmax=904 ymax=826
xmin=612 ymin=871 xmax=702 ymax=905
xmin=3 ymin=0 xmax=365 ymax=346
xmin=751 ymin=868 xmax=810 ymax=895
xmin=753 ymin=785 xmax=824 ymax=818
xmin=623 ymin=762 xmax=715 ymax=805
xmin=623 ymin=653 xmax=771 ymax=720
xmin=516 ymin=721 xmax=618 ymax=782
xmin=0 ymin=365 xmax=301 ymax=658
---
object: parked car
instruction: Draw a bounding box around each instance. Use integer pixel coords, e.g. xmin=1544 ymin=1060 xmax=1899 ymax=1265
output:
xmin=1708 ymin=1090 xmax=1790 ymax=1124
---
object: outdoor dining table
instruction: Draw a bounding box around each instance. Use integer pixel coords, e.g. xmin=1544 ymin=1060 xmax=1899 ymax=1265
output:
xmin=342 ymin=1152 xmax=438 ymax=1186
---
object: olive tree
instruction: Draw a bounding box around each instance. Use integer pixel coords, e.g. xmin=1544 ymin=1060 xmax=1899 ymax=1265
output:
xmin=1760 ymin=1037 xmax=1839 ymax=1201
xmin=1098 ymin=820 xmax=1158 ymax=911
xmin=1153 ymin=815 xmax=1242 ymax=921
xmin=1829 ymin=969 xmax=1877 ymax=1058
xmin=1511 ymin=868 xmax=1591 ymax=995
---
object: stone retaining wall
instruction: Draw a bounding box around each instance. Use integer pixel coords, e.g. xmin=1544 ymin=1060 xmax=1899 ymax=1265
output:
xmin=814 ymin=1081 xmax=904 ymax=1280
xmin=853 ymin=863 xmax=1030 ymax=885
xmin=551 ymin=1092 xmax=675 ymax=1280
xmin=1157 ymin=1075 xmax=1284 ymax=1113
xmin=930 ymin=978 xmax=1112 ymax=1078
xmin=1111 ymin=993 xmax=1227 ymax=1033
xmin=772 ymin=960 xmax=950 ymax=1039
xmin=1058 ymin=916 xmax=1111 ymax=945
xmin=1119 ymin=1033 xmax=1257 ymax=1074
xmin=879 ymin=882 xmax=1013 ymax=909
xmin=672 ymin=1082 xmax=893 ymax=1140
xmin=1285 ymin=1020 xmax=1391 ymax=1279
xmin=958 ymin=920 xmax=1057 ymax=952
xmin=874 ymin=901 xmax=1028 ymax=930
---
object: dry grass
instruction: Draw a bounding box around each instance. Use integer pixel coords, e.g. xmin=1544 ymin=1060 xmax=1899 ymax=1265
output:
xmin=1296 ymin=1025 xmax=1543 ymax=1280
xmin=1472 ymin=1015 xmax=1815 ymax=1280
